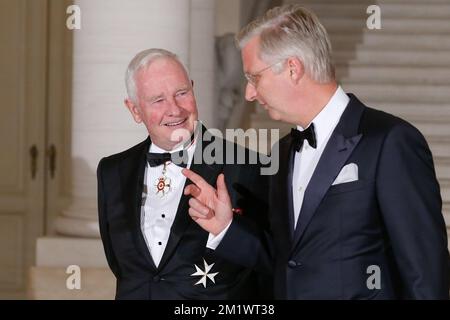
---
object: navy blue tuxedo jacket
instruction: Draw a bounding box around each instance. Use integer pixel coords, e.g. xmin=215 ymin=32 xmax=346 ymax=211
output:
xmin=217 ymin=94 xmax=449 ymax=299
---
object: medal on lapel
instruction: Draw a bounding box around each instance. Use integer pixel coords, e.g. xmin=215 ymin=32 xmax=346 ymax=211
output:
xmin=154 ymin=162 xmax=171 ymax=197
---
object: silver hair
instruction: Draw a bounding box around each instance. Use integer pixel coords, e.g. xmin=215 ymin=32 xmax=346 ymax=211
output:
xmin=125 ymin=48 xmax=188 ymax=103
xmin=236 ymin=4 xmax=335 ymax=83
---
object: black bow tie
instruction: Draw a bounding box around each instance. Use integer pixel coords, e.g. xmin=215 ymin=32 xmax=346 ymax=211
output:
xmin=291 ymin=123 xmax=317 ymax=152
xmin=146 ymin=150 xmax=188 ymax=168
xmin=146 ymin=127 xmax=198 ymax=168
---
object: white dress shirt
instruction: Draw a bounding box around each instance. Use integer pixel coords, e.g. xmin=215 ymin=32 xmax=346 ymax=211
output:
xmin=141 ymin=138 xmax=197 ymax=267
xmin=292 ymin=86 xmax=349 ymax=228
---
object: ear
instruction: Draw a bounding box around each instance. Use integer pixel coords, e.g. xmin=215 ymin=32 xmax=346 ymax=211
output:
xmin=124 ymin=98 xmax=143 ymax=123
xmin=191 ymin=79 xmax=194 ymax=88
xmin=286 ymin=57 xmax=304 ymax=84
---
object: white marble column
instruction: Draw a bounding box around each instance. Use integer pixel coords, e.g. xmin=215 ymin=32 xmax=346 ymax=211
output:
xmin=189 ymin=0 xmax=216 ymax=128
xmin=54 ymin=0 xmax=215 ymax=237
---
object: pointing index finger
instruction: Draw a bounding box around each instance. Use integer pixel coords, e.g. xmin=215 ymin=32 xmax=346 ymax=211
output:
xmin=182 ymin=168 xmax=207 ymax=188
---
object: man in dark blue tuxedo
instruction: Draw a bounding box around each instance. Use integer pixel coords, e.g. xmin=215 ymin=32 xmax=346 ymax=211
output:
xmin=183 ymin=5 xmax=450 ymax=299
xmin=97 ymin=48 xmax=270 ymax=299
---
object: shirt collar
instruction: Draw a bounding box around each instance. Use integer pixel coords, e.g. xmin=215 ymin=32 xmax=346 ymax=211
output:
xmin=297 ymin=85 xmax=349 ymax=149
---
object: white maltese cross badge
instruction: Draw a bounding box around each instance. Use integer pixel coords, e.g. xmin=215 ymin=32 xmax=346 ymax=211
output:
xmin=190 ymin=259 xmax=219 ymax=288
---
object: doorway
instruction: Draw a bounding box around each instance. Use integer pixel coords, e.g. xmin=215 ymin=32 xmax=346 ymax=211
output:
xmin=0 ymin=0 xmax=72 ymax=298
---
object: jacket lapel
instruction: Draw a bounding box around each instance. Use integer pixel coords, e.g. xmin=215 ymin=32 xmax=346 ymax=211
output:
xmin=274 ymin=136 xmax=296 ymax=242
xmin=119 ymin=137 xmax=158 ymax=270
xmin=291 ymin=95 xmax=365 ymax=252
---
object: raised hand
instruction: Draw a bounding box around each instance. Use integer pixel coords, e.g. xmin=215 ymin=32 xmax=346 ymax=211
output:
xmin=182 ymin=168 xmax=233 ymax=235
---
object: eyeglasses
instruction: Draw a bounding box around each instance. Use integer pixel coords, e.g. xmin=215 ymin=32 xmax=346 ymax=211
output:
xmin=244 ymin=61 xmax=284 ymax=86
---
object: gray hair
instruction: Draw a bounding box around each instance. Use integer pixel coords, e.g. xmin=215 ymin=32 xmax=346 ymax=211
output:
xmin=125 ymin=48 xmax=188 ymax=103
xmin=236 ymin=4 xmax=335 ymax=83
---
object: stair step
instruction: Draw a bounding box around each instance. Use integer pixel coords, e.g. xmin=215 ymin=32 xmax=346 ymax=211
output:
xmin=334 ymin=50 xmax=450 ymax=67
xmin=363 ymin=103 xmax=450 ymax=122
xmin=253 ymin=102 xmax=450 ymax=122
xmin=436 ymin=158 xmax=450 ymax=180
xmin=397 ymin=121 xmax=450 ymax=137
xmin=443 ymin=204 xmax=450 ymax=221
xmin=322 ymin=18 xmax=450 ymax=35
xmin=294 ymin=0 xmax=450 ymax=5
xmin=427 ymin=137 xmax=450 ymax=158
xmin=338 ymin=66 xmax=450 ymax=85
xmin=301 ymin=3 xmax=450 ymax=19
xmin=343 ymin=83 xmax=450 ymax=104
xmin=441 ymin=180 xmax=450 ymax=205
xmin=331 ymin=34 xmax=450 ymax=51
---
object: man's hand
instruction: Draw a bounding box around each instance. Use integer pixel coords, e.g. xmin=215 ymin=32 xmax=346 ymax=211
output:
xmin=182 ymin=168 xmax=233 ymax=235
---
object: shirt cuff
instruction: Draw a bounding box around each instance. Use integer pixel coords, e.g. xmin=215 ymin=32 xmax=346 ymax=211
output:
xmin=206 ymin=220 xmax=233 ymax=250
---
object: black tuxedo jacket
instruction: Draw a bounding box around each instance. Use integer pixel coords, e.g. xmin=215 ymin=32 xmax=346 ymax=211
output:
xmin=97 ymin=127 xmax=270 ymax=299
xmin=217 ymin=94 xmax=449 ymax=299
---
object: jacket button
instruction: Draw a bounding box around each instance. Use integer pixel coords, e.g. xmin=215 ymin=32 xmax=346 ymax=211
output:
xmin=288 ymin=260 xmax=301 ymax=268
xmin=152 ymin=275 xmax=161 ymax=282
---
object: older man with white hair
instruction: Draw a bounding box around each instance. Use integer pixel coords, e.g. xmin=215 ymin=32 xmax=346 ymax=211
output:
xmin=97 ymin=48 xmax=271 ymax=299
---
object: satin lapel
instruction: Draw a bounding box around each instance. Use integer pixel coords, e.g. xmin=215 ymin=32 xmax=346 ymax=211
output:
xmin=119 ymin=137 xmax=157 ymax=270
xmin=291 ymin=95 xmax=365 ymax=252
xmin=276 ymin=136 xmax=296 ymax=241
xmin=157 ymin=128 xmax=224 ymax=270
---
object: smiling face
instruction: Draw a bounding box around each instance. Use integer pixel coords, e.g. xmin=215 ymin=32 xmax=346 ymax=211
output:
xmin=125 ymin=57 xmax=198 ymax=150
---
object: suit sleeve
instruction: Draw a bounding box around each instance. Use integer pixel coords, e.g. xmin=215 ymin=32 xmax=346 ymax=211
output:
xmin=215 ymin=161 xmax=274 ymax=275
xmin=216 ymin=214 xmax=274 ymax=274
xmin=97 ymin=158 xmax=121 ymax=278
xmin=376 ymin=122 xmax=449 ymax=299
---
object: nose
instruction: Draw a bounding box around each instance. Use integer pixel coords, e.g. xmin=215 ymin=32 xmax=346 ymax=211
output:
xmin=167 ymin=97 xmax=182 ymax=116
xmin=245 ymin=82 xmax=257 ymax=102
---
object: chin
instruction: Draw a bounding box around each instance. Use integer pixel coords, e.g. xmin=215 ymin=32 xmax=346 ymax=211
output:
xmin=268 ymin=110 xmax=281 ymax=121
